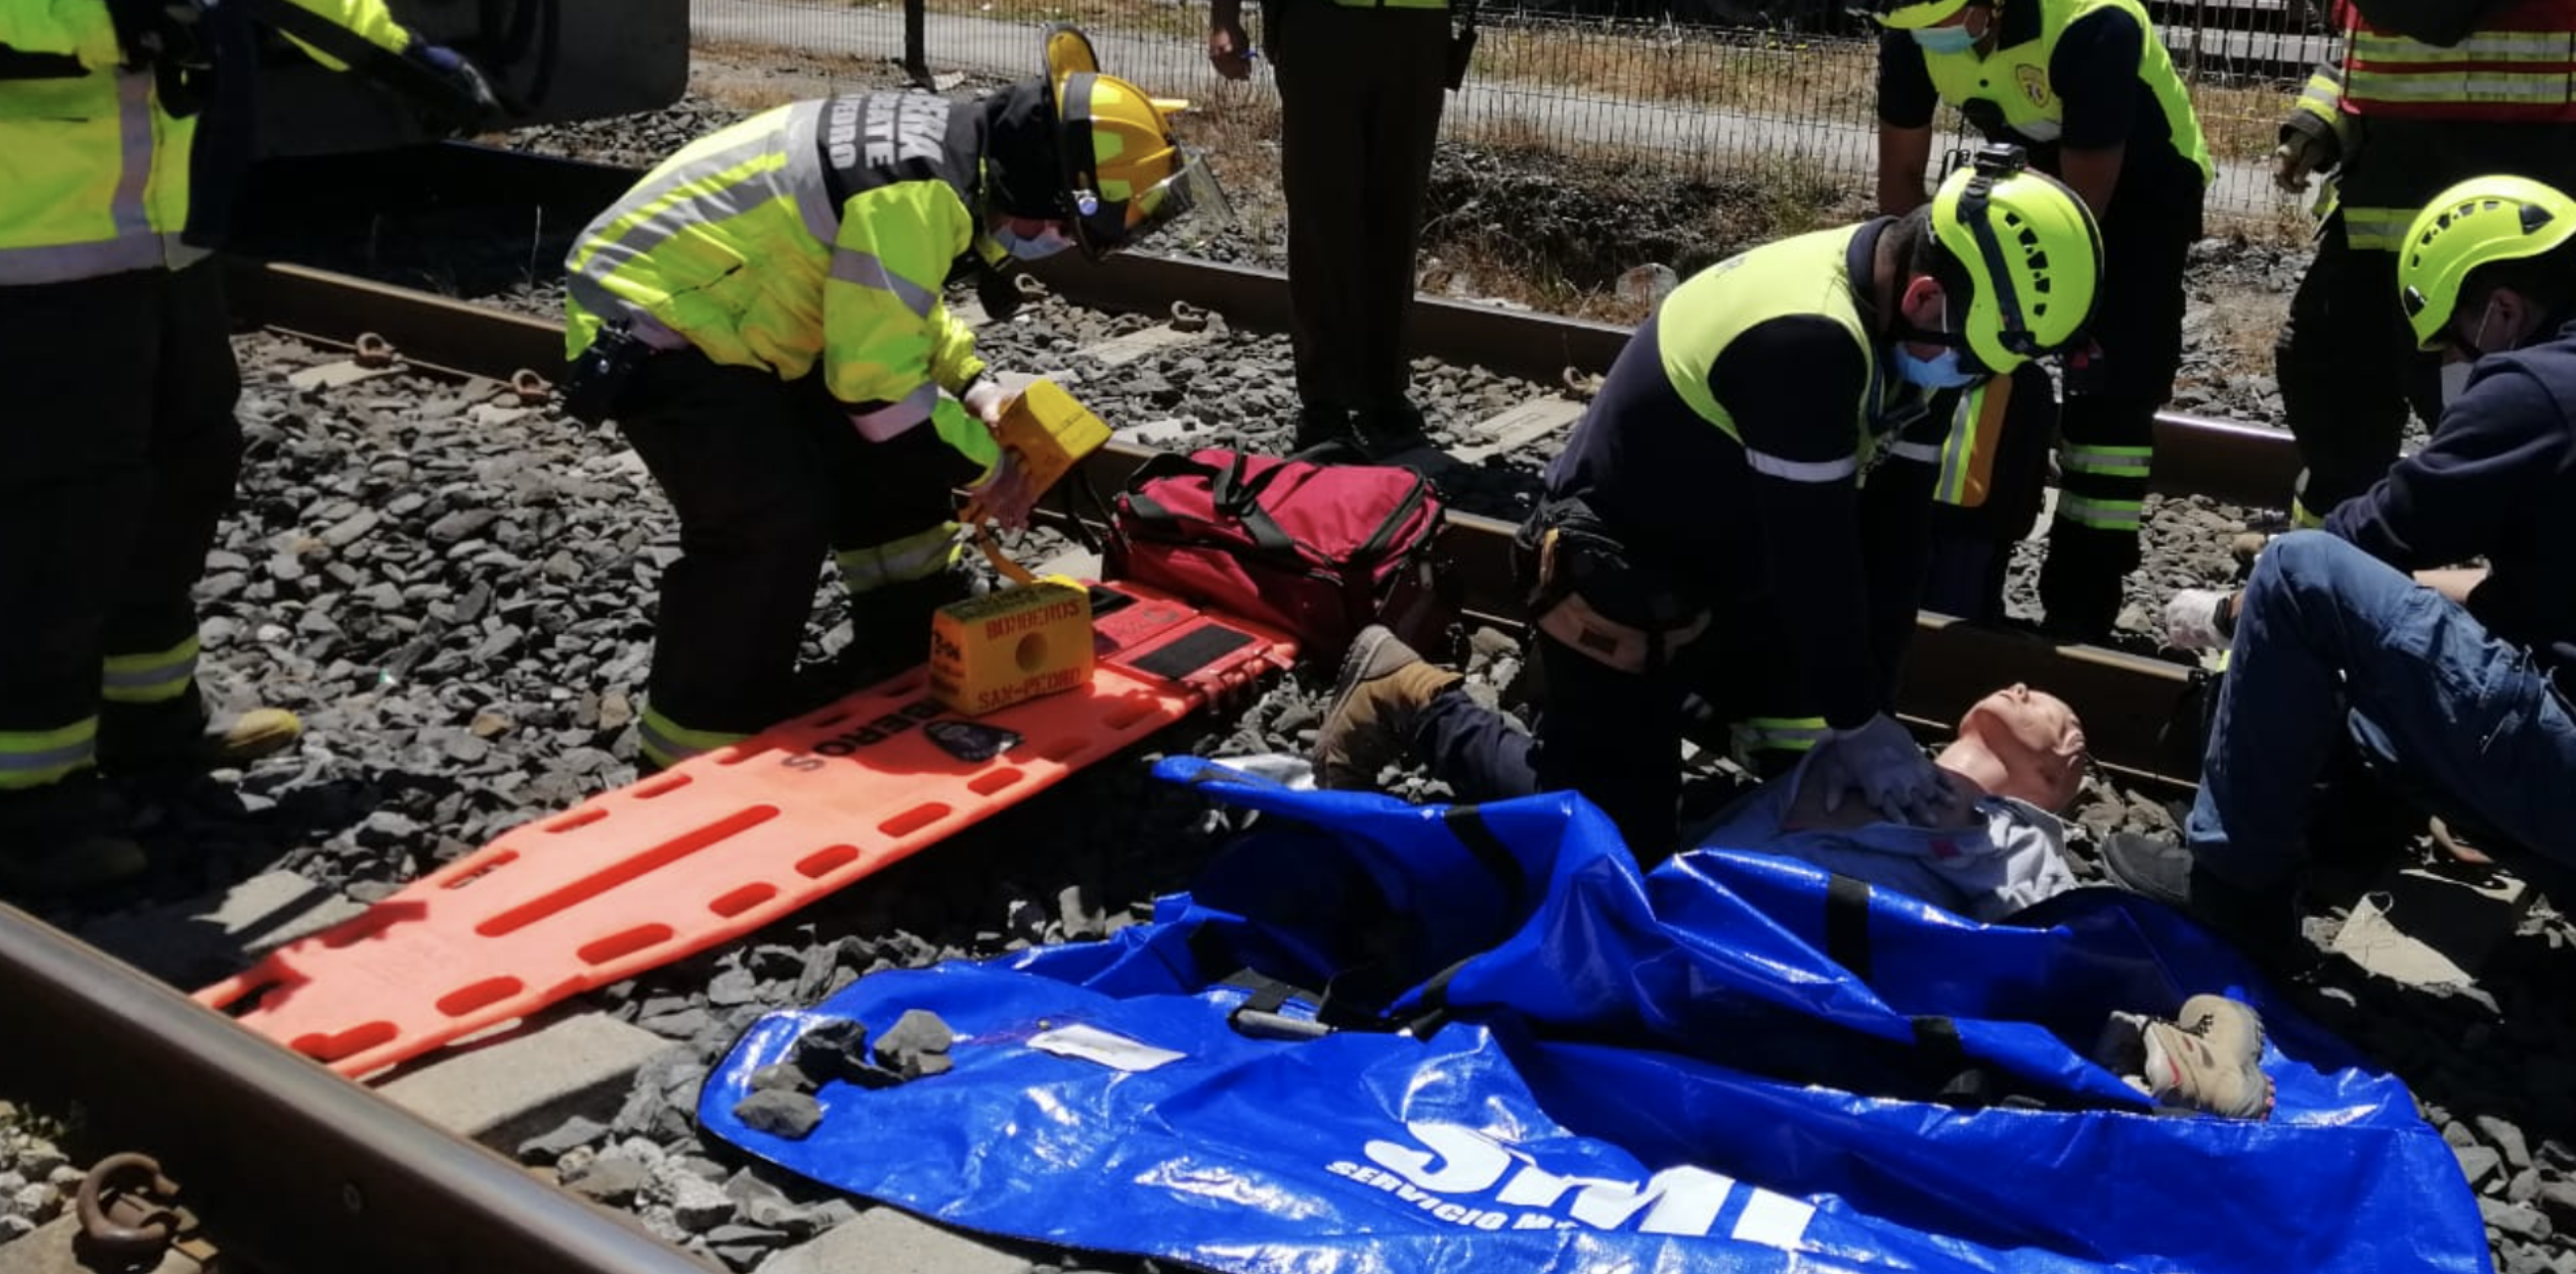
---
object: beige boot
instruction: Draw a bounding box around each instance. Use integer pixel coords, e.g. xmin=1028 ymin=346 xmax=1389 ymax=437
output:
xmin=1313 ymin=626 xmax=1463 ymax=791
xmin=2138 ymin=995 xmax=2273 ymax=1120
xmin=205 ymin=707 xmax=304 ymax=768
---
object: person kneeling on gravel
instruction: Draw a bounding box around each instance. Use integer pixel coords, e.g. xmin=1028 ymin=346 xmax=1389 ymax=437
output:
xmin=2103 ymin=176 xmax=2576 ymax=955
xmin=0 ymin=0 xmax=501 ymax=899
xmin=1311 ymin=147 xmax=2105 ymax=860
xmin=556 ymin=27 xmax=1224 ymax=772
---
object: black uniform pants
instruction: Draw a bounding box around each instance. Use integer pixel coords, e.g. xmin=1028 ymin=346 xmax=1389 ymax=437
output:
xmin=2276 ymin=212 xmax=2442 ymax=522
xmin=2035 ymin=181 xmax=2204 ymax=638
xmin=1409 ymin=505 xmax=1824 ymax=858
xmin=1273 ymin=0 xmax=1451 ymax=421
xmin=0 ymin=263 xmax=239 ymax=833
xmin=608 ymin=352 xmax=977 ymax=761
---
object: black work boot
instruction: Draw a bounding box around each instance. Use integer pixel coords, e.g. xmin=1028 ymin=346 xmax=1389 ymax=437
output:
xmin=1352 ymin=400 xmax=1432 ymax=460
xmin=2101 ymin=832 xmax=2307 ymax=968
xmin=838 ymin=569 xmax=984 ymax=689
xmin=2037 ymin=531 xmax=2133 ymax=645
xmin=1291 ymin=405 xmax=1363 ymax=462
xmin=0 ymin=774 xmax=148 ymax=903
xmin=1313 ymin=625 xmax=1464 ymax=790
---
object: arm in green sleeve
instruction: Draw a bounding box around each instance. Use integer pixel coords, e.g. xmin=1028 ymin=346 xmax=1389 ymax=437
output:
xmin=1 ymin=4 xmax=124 ymax=67
xmin=823 ymin=181 xmax=996 ymax=464
xmin=278 ymin=0 xmax=418 ymax=70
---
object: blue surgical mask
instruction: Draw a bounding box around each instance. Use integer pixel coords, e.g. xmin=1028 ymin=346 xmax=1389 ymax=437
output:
xmin=994 ymin=223 xmax=1075 ymax=262
xmin=1911 ymin=23 xmax=1979 ymax=53
xmin=1894 ymin=344 xmax=1981 ymax=389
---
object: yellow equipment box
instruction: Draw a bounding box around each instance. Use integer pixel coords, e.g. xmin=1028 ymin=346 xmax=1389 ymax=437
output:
xmin=964 ymin=379 xmax=1111 ymax=526
xmin=930 ymin=578 xmax=1096 ymax=716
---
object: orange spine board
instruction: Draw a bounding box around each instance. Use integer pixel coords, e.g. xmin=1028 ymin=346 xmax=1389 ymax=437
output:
xmin=194 ymin=582 xmax=1294 ymax=1080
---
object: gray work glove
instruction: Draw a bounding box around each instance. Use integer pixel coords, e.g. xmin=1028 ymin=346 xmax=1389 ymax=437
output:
xmin=1811 ymin=712 xmax=1953 ymax=827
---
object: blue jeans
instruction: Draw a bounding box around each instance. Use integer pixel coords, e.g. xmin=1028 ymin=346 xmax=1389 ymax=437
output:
xmin=2191 ymin=531 xmax=2576 ymax=887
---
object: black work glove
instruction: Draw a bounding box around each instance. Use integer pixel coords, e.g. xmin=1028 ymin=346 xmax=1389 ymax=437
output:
xmin=407 ymin=42 xmax=502 ymax=135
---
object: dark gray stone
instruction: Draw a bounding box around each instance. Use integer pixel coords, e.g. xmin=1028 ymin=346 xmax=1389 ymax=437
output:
xmin=731 ymin=1089 xmax=823 ymax=1140
xmin=566 ymin=1155 xmax=651 ymax=1207
xmin=516 ymin=1113 xmax=610 ymax=1164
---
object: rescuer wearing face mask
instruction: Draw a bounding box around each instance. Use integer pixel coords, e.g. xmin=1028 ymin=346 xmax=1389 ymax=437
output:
xmin=1311 ymin=149 xmax=2106 ymax=859
xmin=1874 ymin=0 xmax=2210 ymax=643
xmin=556 ymin=27 xmax=1224 ymax=772
xmin=2113 ymin=177 xmax=2576 ymax=950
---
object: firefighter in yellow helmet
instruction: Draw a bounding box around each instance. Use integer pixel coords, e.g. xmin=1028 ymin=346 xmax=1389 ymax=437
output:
xmin=2269 ymin=0 xmax=2576 ymax=534
xmin=1876 ymin=0 xmax=2211 ymax=642
xmin=0 ymin=0 xmax=498 ymax=900
xmin=560 ymin=27 xmax=1222 ymax=773
xmin=1314 ymin=148 xmax=2105 ymax=859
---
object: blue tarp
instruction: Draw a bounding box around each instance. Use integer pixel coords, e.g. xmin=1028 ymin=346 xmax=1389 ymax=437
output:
xmin=703 ymin=757 xmax=2492 ymax=1274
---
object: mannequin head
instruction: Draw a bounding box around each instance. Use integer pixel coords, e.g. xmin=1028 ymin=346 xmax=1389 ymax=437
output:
xmin=1940 ymin=684 xmax=2089 ymax=812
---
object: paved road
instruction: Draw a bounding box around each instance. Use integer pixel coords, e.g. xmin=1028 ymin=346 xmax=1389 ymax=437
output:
xmin=694 ymin=0 xmax=2283 ymax=217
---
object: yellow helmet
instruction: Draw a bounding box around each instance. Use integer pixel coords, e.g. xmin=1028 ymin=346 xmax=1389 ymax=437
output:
xmin=1876 ymin=0 xmax=1976 ymax=28
xmin=1043 ymin=25 xmax=1229 ymax=259
xmin=1930 ymin=145 xmax=2104 ymax=374
xmin=2397 ymin=175 xmax=2576 ymax=351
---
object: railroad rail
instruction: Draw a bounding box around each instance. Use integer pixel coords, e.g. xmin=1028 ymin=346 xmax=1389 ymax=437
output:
xmin=223 ymin=257 xmax=2217 ymax=789
xmin=0 ymin=900 xmax=705 ymax=1274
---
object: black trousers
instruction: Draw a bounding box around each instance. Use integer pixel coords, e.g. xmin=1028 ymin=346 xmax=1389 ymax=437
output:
xmin=1273 ymin=0 xmax=1451 ymax=419
xmin=609 ymin=352 xmax=978 ymax=754
xmin=2276 ymin=213 xmax=2442 ymax=522
xmin=2035 ymin=181 xmax=2204 ymax=637
xmin=0 ymin=263 xmax=239 ymax=831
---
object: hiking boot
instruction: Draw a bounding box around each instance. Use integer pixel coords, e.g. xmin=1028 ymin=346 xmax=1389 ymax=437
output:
xmin=2103 ymin=995 xmax=2273 ymax=1119
xmin=2102 ymin=832 xmax=2305 ymax=963
xmin=1314 ymin=625 xmax=1463 ymax=791
xmin=101 ymin=704 xmax=304 ymax=776
xmin=205 ymin=707 xmax=304 ymax=767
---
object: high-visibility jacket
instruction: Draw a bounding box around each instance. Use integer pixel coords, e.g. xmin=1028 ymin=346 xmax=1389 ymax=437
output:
xmin=1659 ymin=224 xmax=1930 ymax=480
xmin=2336 ymin=0 xmax=2576 ymax=123
xmin=565 ymin=93 xmax=1000 ymax=473
xmin=1913 ymin=0 xmax=2213 ymax=185
xmin=0 ymin=0 xmax=414 ymax=286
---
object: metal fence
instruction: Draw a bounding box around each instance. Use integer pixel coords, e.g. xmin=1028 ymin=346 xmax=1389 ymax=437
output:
xmin=689 ymin=0 xmax=2326 ymax=227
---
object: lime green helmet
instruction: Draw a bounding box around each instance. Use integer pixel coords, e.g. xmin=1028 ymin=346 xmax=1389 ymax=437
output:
xmin=1929 ymin=145 xmax=2105 ymax=374
xmin=2397 ymin=175 xmax=2576 ymax=351
xmin=1878 ymin=0 xmax=1976 ymax=28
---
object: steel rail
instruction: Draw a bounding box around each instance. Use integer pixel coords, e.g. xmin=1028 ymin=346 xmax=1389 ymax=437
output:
xmin=0 ymin=901 xmax=711 ymax=1274
xmin=303 ymin=144 xmax=2303 ymax=509
xmin=224 ymin=258 xmax=2202 ymax=788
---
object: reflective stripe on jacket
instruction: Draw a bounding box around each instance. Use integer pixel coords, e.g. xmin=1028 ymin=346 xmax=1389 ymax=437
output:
xmin=0 ymin=0 xmax=411 ymax=285
xmin=2336 ymin=0 xmax=2576 ymax=122
xmin=564 ymin=93 xmax=998 ymax=471
xmin=1914 ymin=0 xmax=2213 ymax=184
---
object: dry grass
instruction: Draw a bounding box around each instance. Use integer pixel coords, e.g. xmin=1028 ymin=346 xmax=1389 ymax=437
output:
xmin=2190 ymin=78 xmax=2294 ymax=165
xmin=689 ymin=36 xmax=908 ymax=110
xmin=1472 ymin=24 xmax=1879 ymax=121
